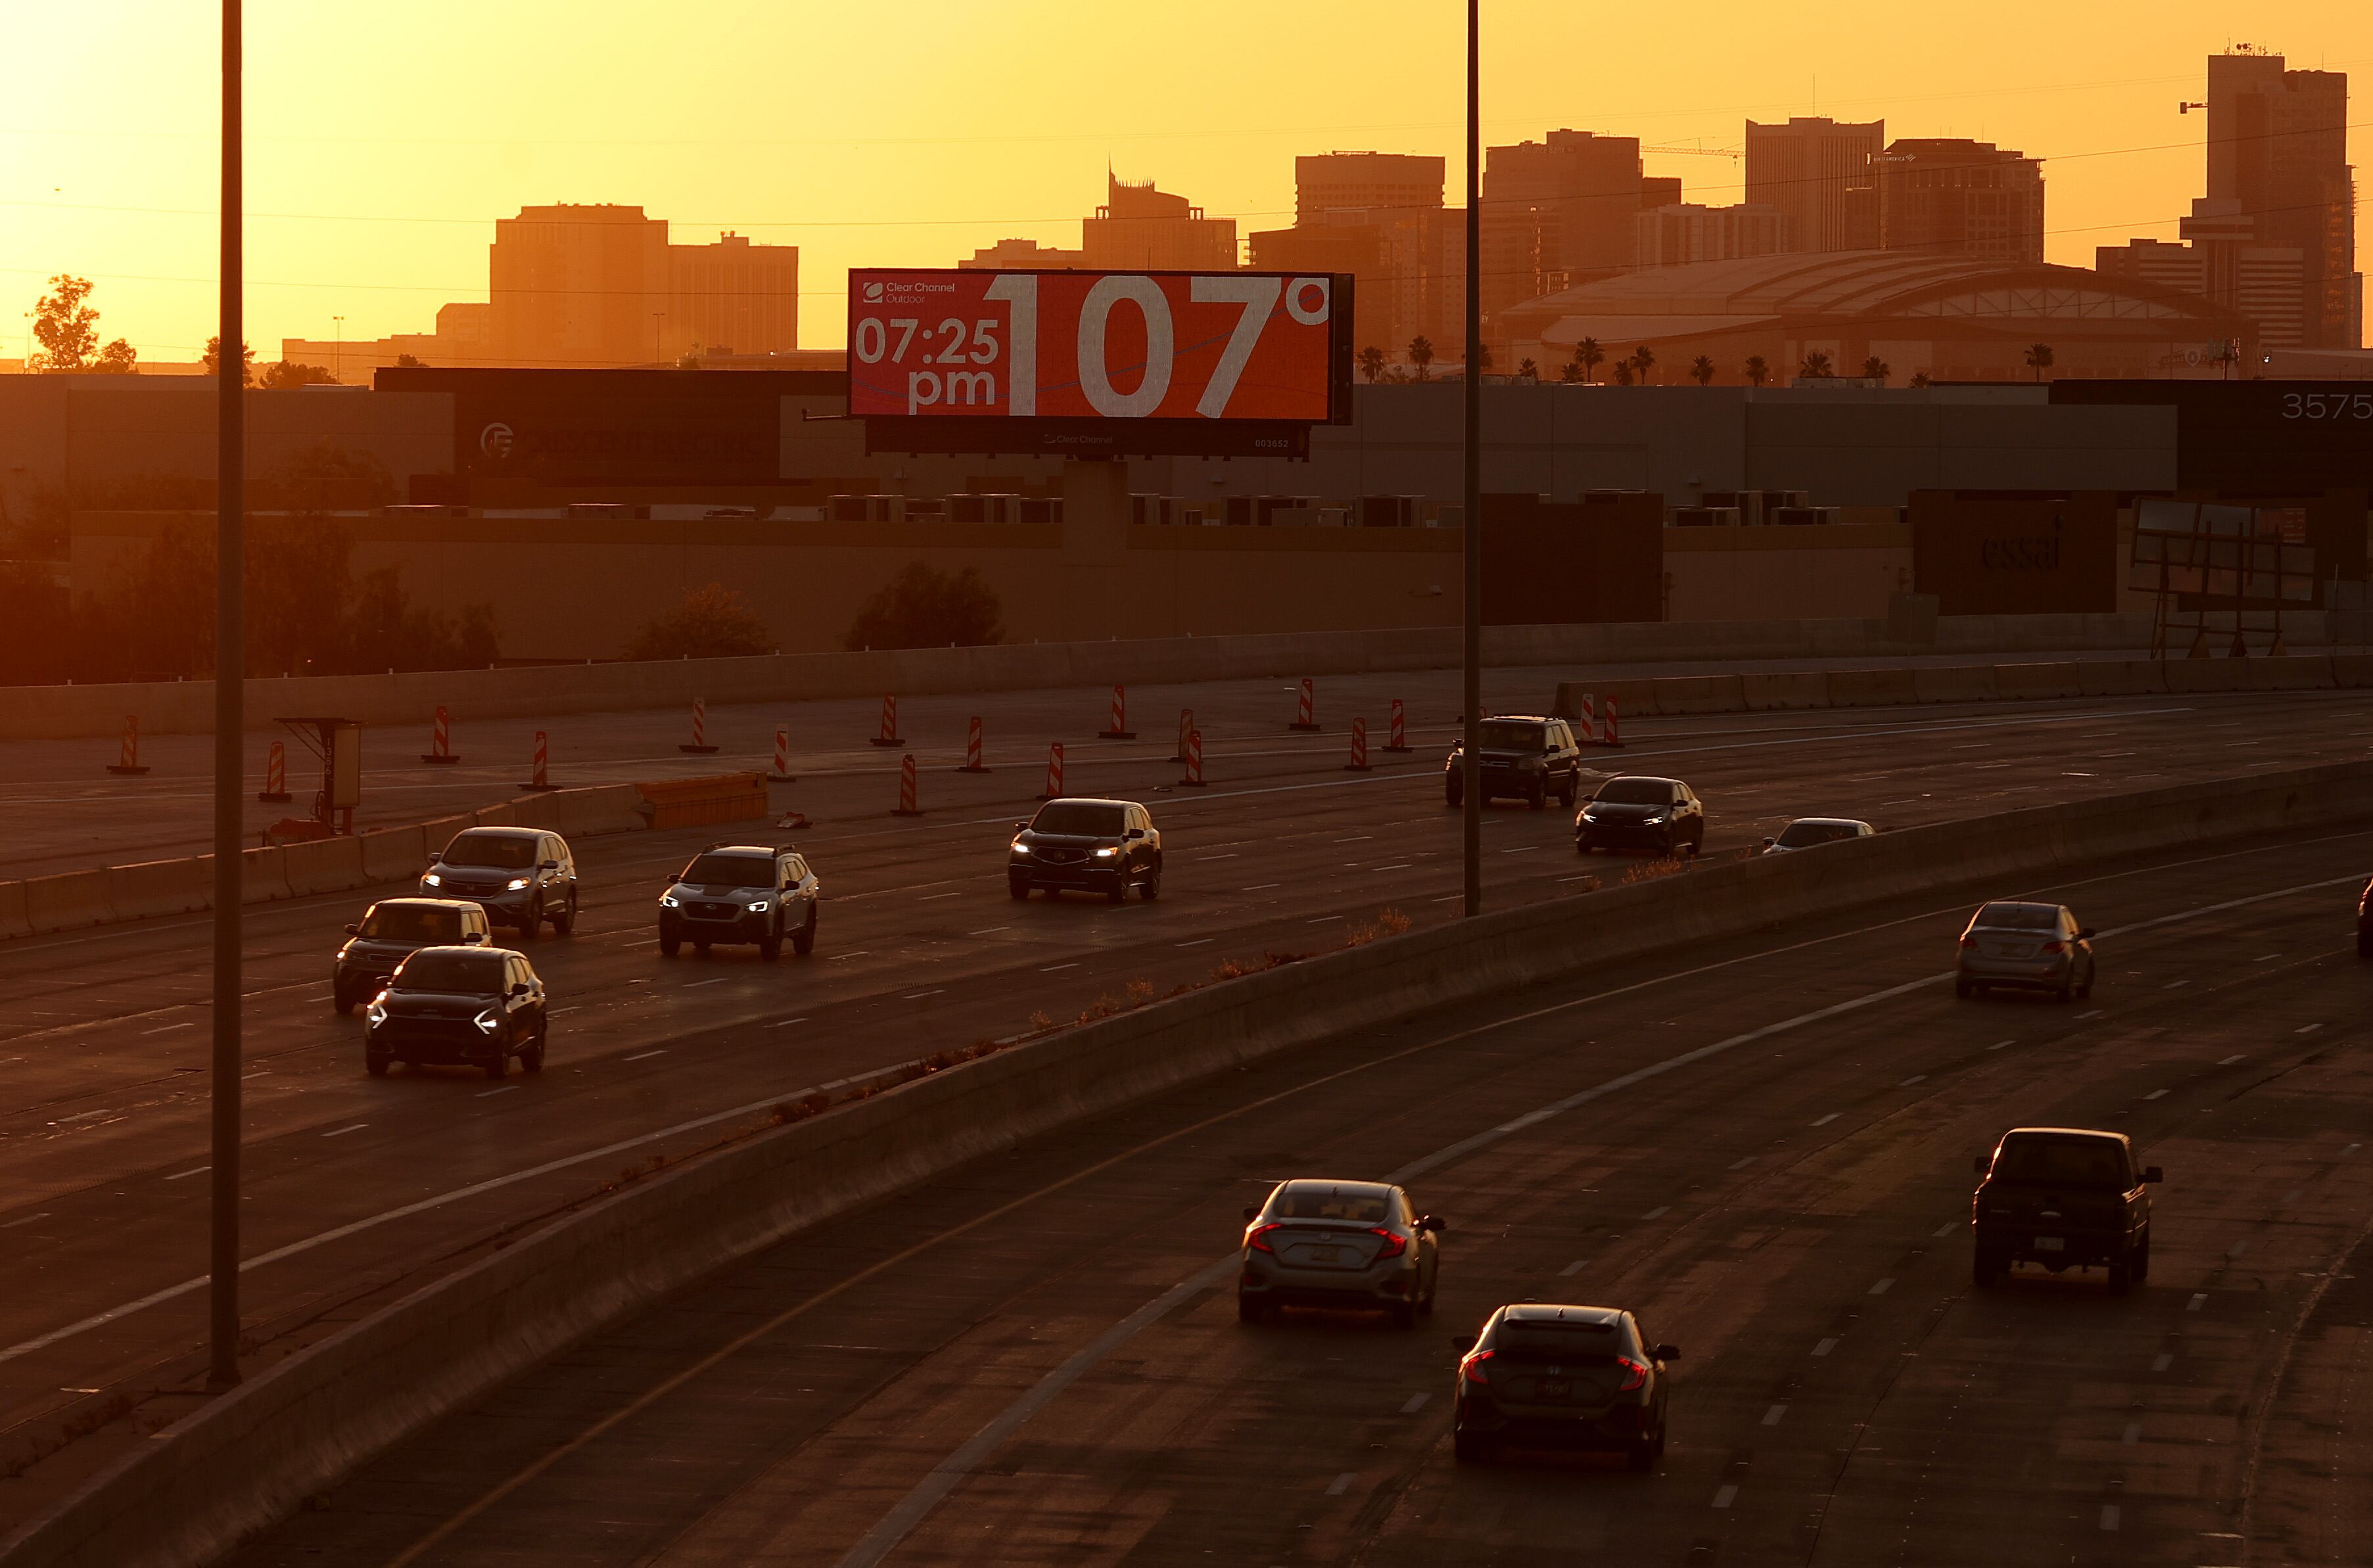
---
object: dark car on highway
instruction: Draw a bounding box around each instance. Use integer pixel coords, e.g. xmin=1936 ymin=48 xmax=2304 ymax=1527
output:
xmin=2357 ymin=876 xmax=2373 ymax=957
xmin=421 ymin=827 xmax=578 ymax=936
xmin=333 ymin=897 xmax=492 ymax=1014
xmin=364 ymin=945 xmax=548 ymax=1080
xmin=1576 ymin=775 xmax=1705 ymax=857
xmin=1760 ymin=817 xmax=1874 ymax=854
xmin=657 ymin=843 xmax=820 ymax=959
xmin=1008 ymin=798 xmax=1162 ymax=902
xmin=1444 ymin=716 xmax=1585 ymax=811
xmin=1954 ymin=900 xmax=2096 ymax=1002
xmin=1971 ymin=1127 xmax=2160 ymax=1294
xmin=1236 ymin=1179 xmax=1444 ymax=1327
xmin=1453 ymin=1303 xmax=1678 ymax=1469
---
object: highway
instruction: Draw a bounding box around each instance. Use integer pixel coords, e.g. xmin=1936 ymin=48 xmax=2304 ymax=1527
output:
xmin=206 ymin=819 xmax=2373 ymax=1567
xmin=4 ymin=680 xmax=2372 ymax=1534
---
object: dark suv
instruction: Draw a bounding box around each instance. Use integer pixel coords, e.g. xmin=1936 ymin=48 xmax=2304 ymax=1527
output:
xmin=421 ymin=828 xmax=578 ymax=936
xmin=1009 ymin=798 xmax=1162 ymax=902
xmin=657 ymin=844 xmax=820 ymax=959
xmin=365 ymin=945 xmax=548 ymax=1080
xmin=1971 ymin=1127 xmax=2161 ymax=1295
xmin=333 ymin=897 xmax=491 ymax=1014
xmin=1444 ymin=716 xmax=1584 ymax=810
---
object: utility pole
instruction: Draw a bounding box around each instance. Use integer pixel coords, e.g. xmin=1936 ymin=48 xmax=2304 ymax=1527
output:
xmin=210 ymin=0 xmax=245 ymax=1391
xmin=332 ymin=313 xmax=343 ymax=384
xmin=1460 ymin=0 xmax=1482 ymax=918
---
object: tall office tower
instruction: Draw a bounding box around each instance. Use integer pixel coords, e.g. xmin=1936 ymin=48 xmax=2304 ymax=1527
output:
xmin=666 ymin=232 xmax=800 ymax=359
xmin=1877 ymin=139 xmax=2044 ymax=262
xmin=958 ymin=238 xmax=1089 ymax=269
xmin=1746 ymin=117 xmax=1883 ymax=253
xmin=2205 ymin=48 xmax=2357 ymax=346
xmin=486 ymin=205 xmax=799 ymax=366
xmin=1080 ymin=175 xmax=1238 ymax=271
xmin=1480 ymin=130 xmax=1647 ymax=325
xmin=1250 ymin=151 xmax=1463 ymax=361
xmin=1294 ymin=152 xmax=1445 ymax=223
xmin=1633 ymin=203 xmax=1789 ymax=267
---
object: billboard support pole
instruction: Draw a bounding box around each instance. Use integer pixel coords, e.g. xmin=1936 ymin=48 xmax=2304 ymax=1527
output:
xmin=209 ymin=0 xmax=245 ymax=1391
xmin=1460 ymin=0 xmax=1482 ymax=919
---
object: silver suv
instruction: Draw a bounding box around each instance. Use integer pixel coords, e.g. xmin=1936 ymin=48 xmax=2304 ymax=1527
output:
xmin=658 ymin=843 xmax=820 ymax=961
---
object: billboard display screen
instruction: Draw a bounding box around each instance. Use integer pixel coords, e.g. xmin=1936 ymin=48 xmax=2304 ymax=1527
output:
xmin=848 ymin=269 xmax=1351 ymax=455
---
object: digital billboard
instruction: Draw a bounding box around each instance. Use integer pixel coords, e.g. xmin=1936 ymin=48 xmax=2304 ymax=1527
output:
xmin=848 ymin=269 xmax=1353 ymax=457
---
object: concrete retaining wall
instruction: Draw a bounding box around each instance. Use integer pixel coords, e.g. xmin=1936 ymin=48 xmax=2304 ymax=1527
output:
xmin=9 ymin=754 xmax=2369 ymax=1568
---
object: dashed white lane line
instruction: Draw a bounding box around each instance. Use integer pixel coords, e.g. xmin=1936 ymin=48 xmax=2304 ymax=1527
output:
xmin=477 ymin=1085 xmax=520 ymax=1099
xmin=321 ymin=1124 xmax=367 ymax=1138
xmin=1900 ymin=1074 xmax=1927 ymax=1086
xmin=1868 ymin=1278 xmax=1895 ymax=1296
xmin=1373 ymin=863 xmax=1413 ymax=871
xmin=141 ymin=1022 xmax=193 ymax=1034
xmin=1727 ymin=1156 xmax=1755 ymax=1170
xmin=1334 ymin=835 xmax=1373 ymax=844
xmin=2122 ymin=1421 xmax=2140 ymax=1443
xmin=547 ymin=1006 xmax=578 ymax=1017
xmin=918 ymin=892 xmax=962 ymax=902
xmin=2256 ymin=953 xmax=2282 ymax=963
xmin=1497 ymin=846 xmax=1537 ymax=855
xmin=2228 ymin=1239 xmax=2249 ymax=1258
xmin=1933 ymin=1221 xmax=1958 ymax=1239
xmin=2187 ymin=1293 xmax=2208 ymax=1312
xmin=1712 ymin=1485 xmax=1739 ymax=1509
xmin=1812 ymin=1337 xmax=1837 ymax=1357
xmin=1 ymin=1214 xmax=51 ymax=1230
xmin=1241 ymin=883 xmax=1282 ymax=892
xmin=1326 ymin=1472 xmax=1356 ymax=1497
xmin=52 ymin=1109 xmax=112 ymax=1126
xmin=164 ymin=1166 xmax=209 ymax=1181
xmin=1812 ymin=1113 xmax=1841 ymax=1126
xmin=624 ymin=1049 xmax=667 ymax=1062
xmin=966 ymin=927 xmax=1010 ymax=937
xmin=1175 ymin=938 xmax=1214 ymax=948
xmin=2151 ymin=1353 xmax=2173 ymax=1372
xmin=1039 ymin=963 xmax=1080 ymax=973
xmin=2346 ymin=1143 xmax=2364 ymax=1158
xmin=2218 ymin=1053 xmax=2247 ymax=1065
xmin=1641 ymin=1206 xmax=1670 ymax=1220
xmin=1196 ymin=854 xmax=1238 ymax=863
xmin=2076 ymin=1009 xmax=2105 ymax=1021
xmin=764 ymin=1018 xmax=808 ymax=1030
xmin=2100 ymin=1505 xmax=2121 ymax=1532
xmin=1430 ymin=894 xmax=1463 ymax=903
xmin=1558 ymin=1259 xmax=1587 ymax=1278
xmin=1400 ymin=1393 xmax=1429 ymax=1414
xmin=903 ymin=989 xmax=945 ymax=1000
xmin=1308 ymin=915 xmax=1344 ymax=925
xmin=2295 ymin=1023 xmax=2323 ymax=1034
xmin=685 ymin=978 xmax=728 ymax=989
xmin=2144 ymin=1089 xmax=2170 ymax=1101
xmin=1761 ymin=1404 xmax=1787 ymax=1427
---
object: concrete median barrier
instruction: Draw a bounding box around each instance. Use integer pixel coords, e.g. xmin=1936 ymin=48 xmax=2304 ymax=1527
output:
xmin=1647 ymin=674 xmax=1745 ymax=716
xmin=1913 ymin=664 xmax=2000 ymax=704
xmin=1823 ymin=668 xmax=1919 ymax=708
xmin=2332 ymin=653 xmax=2373 ymax=689
xmin=2252 ymin=656 xmax=2334 ymax=693
xmin=2163 ymin=659 xmax=2257 ymax=695
xmin=281 ymin=837 xmax=366 ymax=898
xmin=238 ymin=846 xmax=292 ymax=905
xmin=22 ymin=870 xmax=115 ymax=935
xmin=1740 ymin=671 xmax=1829 ymax=711
xmin=104 ymin=860 xmax=211 ymax=922
xmin=17 ymin=754 xmax=2370 ymax=1568
xmin=357 ymin=827 xmax=428 ymax=885
xmin=0 ymin=881 xmax=27 ymax=941
xmin=1992 ymin=662 xmax=2083 ymax=701
xmin=512 ymin=784 xmax=647 ymax=840
xmin=2078 ymin=661 xmax=2166 ymax=699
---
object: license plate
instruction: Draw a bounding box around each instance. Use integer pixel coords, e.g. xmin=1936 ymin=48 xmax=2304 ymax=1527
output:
xmin=1538 ymin=1379 xmax=1571 ymax=1401
xmin=2034 ymin=1235 xmax=2065 ymax=1251
xmin=1308 ymin=1245 xmax=1341 ymax=1263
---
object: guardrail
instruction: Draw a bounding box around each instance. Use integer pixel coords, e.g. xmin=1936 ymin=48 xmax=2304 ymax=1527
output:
xmin=6 ymin=755 xmax=2366 ymax=1568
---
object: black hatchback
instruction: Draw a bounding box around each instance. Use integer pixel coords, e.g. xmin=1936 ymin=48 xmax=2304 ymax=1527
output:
xmin=1453 ymin=1303 xmax=1678 ymax=1469
xmin=1008 ymin=798 xmax=1162 ymax=902
xmin=364 ymin=946 xmax=548 ymax=1080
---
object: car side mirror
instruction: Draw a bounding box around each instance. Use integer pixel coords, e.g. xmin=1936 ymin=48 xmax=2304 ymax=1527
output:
xmin=1653 ymin=1343 xmax=1681 ymax=1362
xmin=1973 ymin=1155 xmax=1992 ymax=1175
xmin=1760 ymin=837 xmax=1775 ymax=849
xmin=1012 ymin=821 xmax=1025 ymax=831
xmin=2142 ymin=1165 xmax=2163 ymax=1184
xmin=2078 ymin=927 xmax=2096 ymax=940
xmin=343 ymin=922 xmax=360 ymax=935
xmin=1451 ymin=1334 xmax=1476 ymax=1355
xmin=463 ymin=932 xmax=486 ymax=945
xmin=509 ymin=981 xmax=530 ymax=998
xmin=540 ymin=858 xmax=560 ymax=871
xmin=1124 ymin=827 xmax=1144 ymax=840
xmin=1241 ymin=1205 xmax=1259 ymax=1222
xmin=1419 ymin=1214 xmax=1447 ymax=1234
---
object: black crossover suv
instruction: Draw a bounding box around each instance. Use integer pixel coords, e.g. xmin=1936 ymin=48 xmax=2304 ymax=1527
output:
xmin=1444 ymin=716 xmax=1586 ymax=811
xmin=421 ymin=827 xmax=578 ymax=936
xmin=1008 ymin=798 xmax=1163 ymax=902
xmin=364 ymin=945 xmax=549 ymax=1080
xmin=657 ymin=844 xmax=821 ymax=959
xmin=333 ymin=897 xmax=491 ymax=1015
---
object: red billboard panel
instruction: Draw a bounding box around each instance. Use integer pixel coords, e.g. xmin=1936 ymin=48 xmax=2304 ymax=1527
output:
xmin=848 ymin=269 xmax=1350 ymax=439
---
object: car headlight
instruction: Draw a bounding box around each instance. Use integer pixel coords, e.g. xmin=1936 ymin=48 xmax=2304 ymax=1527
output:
xmin=1093 ymin=846 xmax=1117 ymax=858
xmin=659 ymin=893 xmax=680 ymax=908
xmin=1518 ymin=756 xmax=1545 ymax=770
xmin=422 ymin=872 xmax=442 ymax=887
xmin=1010 ymin=841 xmax=1032 ymax=856
xmin=1644 ymin=812 xmax=1668 ymax=825
xmin=473 ymin=1009 xmax=502 ymax=1034
xmin=1580 ymin=806 xmax=1599 ymax=819
xmin=748 ymin=898 xmax=770 ymax=913
xmin=505 ymin=877 xmax=531 ymax=891
xmin=365 ymin=1000 xmax=387 ymax=1026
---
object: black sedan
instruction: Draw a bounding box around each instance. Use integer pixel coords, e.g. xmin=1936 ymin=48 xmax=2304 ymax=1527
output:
xmin=1008 ymin=798 xmax=1162 ymax=902
xmin=1453 ymin=1303 xmax=1678 ymax=1469
xmin=364 ymin=945 xmax=548 ymax=1080
xmin=1576 ymin=775 xmax=1705 ymax=857
xmin=334 ymin=897 xmax=492 ymax=1014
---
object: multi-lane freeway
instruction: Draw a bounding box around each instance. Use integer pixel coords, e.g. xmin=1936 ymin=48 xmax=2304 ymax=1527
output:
xmin=5 ymin=675 xmax=2372 ymax=1550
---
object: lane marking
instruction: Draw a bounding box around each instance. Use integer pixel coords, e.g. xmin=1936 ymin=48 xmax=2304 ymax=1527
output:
xmin=2218 ymin=1053 xmax=2246 ymax=1065
xmin=1241 ymin=883 xmax=1281 ymax=892
xmin=1040 ymin=963 xmax=1079 ymax=973
xmin=2164 ymin=979 xmax=2190 ymax=989
xmin=164 ymin=1167 xmax=209 ymax=1182
xmin=1933 ymin=1222 xmax=1958 ymax=1239
xmin=918 ymin=892 xmax=962 ymax=902
xmin=1727 ymin=1156 xmax=1755 ymax=1170
xmin=623 ymin=1049 xmax=668 ymax=1062
xmin=2151 ymin=1353 xmax=2173 ymax=1372
xmin=2228 ymin=1239 xmax=2249 ymax=1258
xmin=2295 ymin=1023 xmax=2322 ymax=1034
xmin=1868 ymin=1278 xmax=1894 ymax=1296
xmin=1812 ymin=1337 xmax=1837 ymax=1357
xmin=2187 ymin=1293 xmax=2207 ymax=1312
xmin=2076 ymin=1009 xmax=2105 ymax=1021
xmin=1811 ymin=1113 xmax=1840 ymax=1126
xmin=1326 ymin=1472 xmax=1356 ymax=1496
xmin=1558 ymin=1260 xmax=1587 ymax=1278
xmin=1307 ymin=916 xmax=1344 ymax=925
xmin=1712 ymin=1485 xmax=1739 ymax=1509
xmin=686 ymin=978 xmax=728 ymax=989
xmin=1900 ymin=1074 xmax=1927 ymax=1086
xmin=1642 ymin=1206 xmax=1670 ymax=1220
xmin=2144 ymin=1090 xmax=2169 ymax=1101
xmin=322 ymin=1124 xmax=367 ymax=1138
xmin=1761 ymin=1404 xmax=1787 ymax=1427
xmin=765 ymin=1019 xmax=809 ymax=1030
xmin=1400 ymin=1392 xmax=1429 ymax=1414
xmin=51 ymin=1109 xmax=113 ymax=1126
xmin=2122 ymin=1421 xmax=2140 ymax=1443
xmin=903 ymin=990 xmax=945 ymax=1001
xmin=141 ymin=1022 xmax=193 ymax=1034
xmin=966 ymin=928 xmax=1011 ymax=937
xmin=477 ymin=1086 xmax=520 ymax=1099
xmin=2100 ymin=1506 xmax=2121 ymax=1533
xmin=1175 ymin=938 xmax=1214 ymax=949
xmin=1988 ymin=1038 xmax=2014 ymax=1050
xmin=1373 ymin=863 xmax=1413 ymax=871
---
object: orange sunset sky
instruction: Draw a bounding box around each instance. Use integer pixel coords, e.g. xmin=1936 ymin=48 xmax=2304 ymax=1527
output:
xmin=4 ymin=0 xmax=2367 ymax=360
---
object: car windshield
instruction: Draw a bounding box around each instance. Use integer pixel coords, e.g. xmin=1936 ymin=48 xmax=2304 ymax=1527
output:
xmin=441 ymin=833 xmax=538 ymax=870
xmin=681 ymin=854 xmax=774 ymax=887
xmin=1776 ymin=820 xmax=1859 ymax=848
xmin=362 ymin=904 xmax=461 ymax=943
xmin=1031 ymin=802 xmax=1127 ymax=836
xmin=1974 ymin=902 xmax=2057 ymax=930
xmin=1992 ymin=1137 xmax=2129 ymax=1187
xmin=1269 ymin=1185 xmax=1392 ymax=1223
xmin=1478 ymin=720 xmax=1546 ymax=750
xmin=1595 ymin=779 xmax=1672 ymax=805
xmin=1495 ymin=1320 xmax=1624 ymax=1361
xmin=394 ymin=951 xmax=504 ymax=994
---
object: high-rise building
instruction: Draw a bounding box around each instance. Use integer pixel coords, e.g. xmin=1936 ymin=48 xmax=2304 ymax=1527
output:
xmin=1294 ymin=152 xmax=1444 ymax=223
xmin=1251 ymin=151 xmax=1463 ymax=361
xmin=1746 ymin=117 xmax=1883 ymax=253
xmin=1877 ymin=139 xmax=2044 ymax=262
xmin=1633 ymin=203 xmax=1788 ymax=268
xmin=958 ymin=238 xmax=1089 ymax=269
xmin=1480 ymin=130 xmax=1649 ymax=325
xmin=1081 ymin=175 xmax=1237 ymax=271
xmin=2204 ymin=48 xmax=2357 ymax=347
xmin=482 ymin=204 xmax=800 ymax=367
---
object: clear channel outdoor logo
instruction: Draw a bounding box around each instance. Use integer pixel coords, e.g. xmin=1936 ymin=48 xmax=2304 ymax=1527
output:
xmin=862 ymin=281 xmax=885 ymax=303
xmin=479 ymin=422 xmax=515 ymax=461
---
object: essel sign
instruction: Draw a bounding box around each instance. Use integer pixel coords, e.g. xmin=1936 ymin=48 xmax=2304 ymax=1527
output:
xmin=847 ymin=269 xmax=1350 ymax=426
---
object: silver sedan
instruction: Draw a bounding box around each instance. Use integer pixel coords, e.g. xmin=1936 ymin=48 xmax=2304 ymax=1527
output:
xmin=1236 ymin=1179 xmax=1444 ymax=1327
xmin=1956 ymin=900 xmax=2097 ymax=1002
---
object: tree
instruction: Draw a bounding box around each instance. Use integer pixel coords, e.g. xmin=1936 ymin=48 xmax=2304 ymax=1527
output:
xmin=1908 ymin=371 xmax=1933 ymax=388
xmin=626 ymin=582 xmax=774 ymax=661
xmin=1407 ymin=335 xmax=1435 ymax=382
xmin=2025 ymin=342 xmax=2055 ymax=382
xmin=1628 ymin=345 xmax=1656 ymax=383
xmin=1688 ymin=354 xmax=1716 ymax=385
xmin=1558 ymin=359 xmax=1582 ymax=384
xmin=1468 ymin=341 xmax=1493 ymax=378
xmin=1572 ymin=336 xmax=1605 ymax=383
xmin=841 ymin=563 xmax=1003 ymax=652
xmin=1800 ymin=350 xmax=1834 ymax=378
xmin=203 ymin=336 xmax=256 ymax=385
xmin=1612 ymin=358 xmax=1635 ymax=386
xmin=393 ymin=352 xmax=424 ymax=368
xmin=1861 ymin=355 xmax=1890 ymax=382
xmin=1743 ymin=354 xmax=1770 ymax=387
xmin=29 ymin=275 xmax=134 ymax=373
xmin=1516 ymin=357 xmax=1538 ymax=382
xmin=1357 ymin=345 xmax=1387 ymax=384
xmin=259 ymin=360 xmax=337 ymax=388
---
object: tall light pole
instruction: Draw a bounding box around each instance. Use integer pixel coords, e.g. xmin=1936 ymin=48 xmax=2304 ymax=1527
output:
xmin=332 ymin=313 xmax=343 ymax=384
xmin=210 ymin=0 xmax=245 ymax=1391
xmin=1460 ymin=0 xmax=1482 ymax=917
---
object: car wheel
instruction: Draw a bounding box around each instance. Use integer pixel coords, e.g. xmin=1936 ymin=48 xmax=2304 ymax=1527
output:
xmin=1453 ymin=1425 xmax=1490 ymax=1464
xmin=2107 ymin=1260 xmax=2132 ymax=1297
xmin=520 ymin=897 xmax=542 ymax=939
xmin=1559 ymin=775 xmax=1578 ymax=809
xmin=1527 ymin=780 xmax=1546 ymax=811
xmin=1626 ymin=1435 xmax=1657 ymax=1473
xmin=484 ymin=1046 xmax=508 ymax=1082
xmin=1954 ymin=979 xmax=1973 ymax=1000
xmin=1107 ymin=879 xmax=1127 ymax=905
xmin=1140 ymin=873 xmax=1162 ymax=902
xmin=1444 ymin=779 xmax=1461 ymax=808
xmin=1008 ymin=875 xmax=1031 ymax=900
xmin=1236 ymin=1292 xmax=1267 ymax=1325
xmin=522 ymin=1027 xmax=546 ymax=1074
xmin=1972 ymin=1247 xmax=2002 ymax=1288
xmin=659 ymin=933 xmax=680 ymax=957
xmin=365 ymin=1051 xmax=390 ymax=1078
xmin=2131 ymin=1229 xmax=2151 ymax=1282
xmin=334 ymin=988 xmax=356 ymax=1017
xmin=792 ymin=911 xmax=817 ymax=956
xmin=552 ymin=894 xmax=575 ymax=936
xmin=2360 ymin=928 xmax=2373 ymax=958
xmin=1576 ymin=837 xmax=1593 ymax=855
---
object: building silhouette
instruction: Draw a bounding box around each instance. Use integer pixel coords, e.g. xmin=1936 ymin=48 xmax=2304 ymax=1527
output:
xmin=959 ymin=237 xmax=1088 ymax=269
xmin=1248 ymin=151 xmax=1465 ymax=363
xmin=1480 ymin=130 xmax=1660 ymax=327
xmin=2204 ymin=48 xmax=2357 ymax=347
xmin=1081 ymin=175 xmax=1237 ymax=271
xmin=1747 ymin=117 xmax=1883 ymax=254
xmin=1634 ymin=203 xmax=1788 ymax=268
xmin=1877 ymin=139 xmax=2044 ymax=262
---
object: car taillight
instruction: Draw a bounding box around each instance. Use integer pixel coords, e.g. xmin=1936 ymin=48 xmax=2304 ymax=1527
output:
xmin=2040 ymin=940 xmax=2063 ymax=954
xmin=1459 ymin=1349 xmax=1494 ymax=1384
xmin=1245 ymin=1222 xmax=1282 ymax=1254
xmin=1959 ymin=934 xmax=1977 ymax=948
xmin=1616 ymin=1355 xmax=1649 ymax=1392
xmin=1371 ymin=1227 xmax=1408 ymax=1260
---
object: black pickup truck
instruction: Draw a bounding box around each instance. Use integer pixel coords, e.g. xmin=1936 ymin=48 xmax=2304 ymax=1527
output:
xmin=1971 ymin=1127 xmax=2161 ymax=1295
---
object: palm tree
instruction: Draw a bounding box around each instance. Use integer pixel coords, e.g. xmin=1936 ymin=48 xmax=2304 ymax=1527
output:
xmin=1743 ymin=355 xmax=1770 ymax=387
xmin=1688 ymin=355 xmax=1716 ymax=385
xmin=1612 ymin=359 xmax=1635 ymax=386
xmin=1516 ymin=357 xmax=1538 ymax=382
xmin=1800 ymin=350 xmax=1834 ymax=379
xmin=1559 ymin=360 xmax=1582 ymax=384
xmin=1572 ymin=336 xmax=1605 ymax=384
xmin=1908 ymin=371 xmax=1932 ymax=388
xmin=2024 ymin=342 xmax=2054 ymax=382
xmin=1470 ymin=342 xmax=1493 ymax=378
xmin=1630 ymin=344 xmax=1656 ymax=382
xmin=1860 ymin=355 xmax=1889 ymax=382
xmin=1408 ymin=335 xmax=1434 ymax=382
xmin=1357 ymin=346 xmax=1387 ymax=384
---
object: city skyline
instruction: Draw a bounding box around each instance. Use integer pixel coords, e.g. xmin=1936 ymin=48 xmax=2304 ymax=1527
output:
xmin=5 ymin=1 xmax=2368 ymax=360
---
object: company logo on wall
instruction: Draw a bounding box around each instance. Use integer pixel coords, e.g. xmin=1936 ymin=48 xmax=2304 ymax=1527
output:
xmin=478 ymin=422 xmax=515 ymax=462
xmin=862 ymin=281 xmax=885 ymax=304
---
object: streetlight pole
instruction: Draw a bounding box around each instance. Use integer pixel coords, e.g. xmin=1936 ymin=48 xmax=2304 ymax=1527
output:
xmin=210 ymin=0 xmax=245 ymax=1391
xmin=332 ymin=313 xmax=343 ymax=384
xmin=1460 ymin=0 xmax=1482 ymax=917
